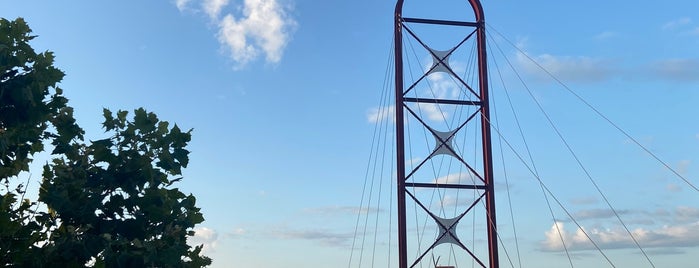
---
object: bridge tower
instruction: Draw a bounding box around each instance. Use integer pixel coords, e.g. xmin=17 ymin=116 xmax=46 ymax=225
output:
xmin=393 ymin=1 xmax=498 ymax=267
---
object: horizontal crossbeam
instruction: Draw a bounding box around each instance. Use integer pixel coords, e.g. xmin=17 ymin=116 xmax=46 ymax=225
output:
xmin=405 ymin=182 xmax=486 ymax=190
xmin=403 ymin=17 xmax=479 ymax=27
xmin=404 ymin=97 xmax=482 ymax=106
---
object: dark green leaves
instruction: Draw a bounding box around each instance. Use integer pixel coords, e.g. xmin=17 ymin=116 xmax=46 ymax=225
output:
xmin=1 ymin=17 xmax=77 ymax=266
xmin=1 ymin=18 xmax=210 ymax=267
xmin=40 ymin=108 xmax=209 ymax=266
xmin=1 ymin=17 xmax=70 ymax=179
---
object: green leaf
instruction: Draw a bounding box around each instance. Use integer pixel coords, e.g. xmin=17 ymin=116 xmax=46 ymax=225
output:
xmin=102 ymin=108 xmax=114 ymax=131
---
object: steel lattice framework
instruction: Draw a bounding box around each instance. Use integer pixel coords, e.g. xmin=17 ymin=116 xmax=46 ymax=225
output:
xmin=393 ymin=1 xmax=498 ymax=267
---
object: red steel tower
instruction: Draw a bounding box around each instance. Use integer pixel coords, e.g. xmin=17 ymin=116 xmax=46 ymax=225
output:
xmin=393 ymin=0 xmax=498 ymax=267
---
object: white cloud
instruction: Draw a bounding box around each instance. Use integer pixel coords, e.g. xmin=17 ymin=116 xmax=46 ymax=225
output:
xmin=416 ymin=63 xmax=471 ymax=122
xmin=189 ymin=227 xmax=218 ymax=254
xmin=439 ymin=195 xmax=477 ymax=208
xmin=175 ymin=0 xmax=296 ymax=68
xmin=426 ymin=72 xmax=463 ymax=100
xmin=408 ymin=157 xmax=423 ymax=166
xmin=419 ymin=103 xmax=448 ymax=121
xmin=367 ymin=105 xmax=395 ymax=123
xmin=203 ymin=0 xmax=230 ymax=19
xmin=662 ymin=17 xmax=692 ymax=30
xmin=218 ymin=0 xmax=297 ymax=68
xmin=433 ymin=172 xmax=475 ymax=184
xmin=175 ymin=0 xmax=192 ymax=11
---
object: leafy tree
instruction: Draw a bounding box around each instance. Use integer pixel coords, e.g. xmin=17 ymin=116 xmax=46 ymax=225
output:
xmin=40 ymin=108 xmax=211 ymax=267
xmin=0 ymin=17 xmax=79 ymax=265
xmin=1 ymin=18 xmax=210 ymax=267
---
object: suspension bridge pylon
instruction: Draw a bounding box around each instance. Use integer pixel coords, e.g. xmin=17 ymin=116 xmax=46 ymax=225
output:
xmin=393 ymin=1 xmax=498 ymax=267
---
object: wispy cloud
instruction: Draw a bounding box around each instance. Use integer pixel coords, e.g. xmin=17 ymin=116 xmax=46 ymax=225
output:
xmin=677 ymin=160 xmax=691 ymax=176
xmin=175 ymin=0 xmax=297 ymax=68
xmin=645 ymin=58 xmax=699 ymax=82
xmin=662 ymin=17 xmax=692 ymax=30
xmin=515 ymin=40 xmax=699 ymax=84
xmin=516 ymin=51 xmax=618 ymax=83
xmin=229 ymin=227 xmax=247 ymax=236
xmin=418 ymin=103 xmax=448 ymax=122
xmin=593 ymin=31 xmax=616 ymax=40
xmin=175 ymin=0 xmax=193 ymax=11
xmin=433 ymin=172 xmax=475 ymax=184
xmin=439 ymin=195 xmax=478 ymax=208
xmin=203 ymin=0 xmax=230 ymax=19
xmin=417 ymin=64 xmax=471 ymax=122
xmin=272 ymin=229 xmax=354 ymax=247
xmin=367 ymin=105 xmax=395 ymax=123
xmin=666 ymin=183 xmax=683 ymax=192
xmin=572 ymin=208 xmax=632 ymax=221
xmin=675 ymin=206 xmax=699 ymax=223
xmin=304 ymin=206 xmax=384 ymax=216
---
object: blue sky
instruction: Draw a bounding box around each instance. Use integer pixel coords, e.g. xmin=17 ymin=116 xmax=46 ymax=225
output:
xmin=2 ymin=0 xmax=699 ymax=267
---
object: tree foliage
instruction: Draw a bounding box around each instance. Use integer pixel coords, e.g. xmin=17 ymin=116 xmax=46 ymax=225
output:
xmin=0 ymin=17 xmax=210 ymax=267
xmin=0 ymin=17 xmax=78 ymax=265
xmin=40 ymin=108 xmax=210 ymax=267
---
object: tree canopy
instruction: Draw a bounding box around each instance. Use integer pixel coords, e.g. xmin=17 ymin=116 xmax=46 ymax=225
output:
xmin=0 ymin=17 xmax=211 ymax=267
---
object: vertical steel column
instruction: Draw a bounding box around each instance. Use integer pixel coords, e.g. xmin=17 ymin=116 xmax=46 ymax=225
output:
xmin=393 ymin=1 xmax=407 ymax=268
xmin=474 ymin=10 xmax=500 ymax=268
xmin=467 ymin=1 xmax=499 ymax=267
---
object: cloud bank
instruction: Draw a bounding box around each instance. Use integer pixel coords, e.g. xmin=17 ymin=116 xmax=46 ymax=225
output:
xmin=541 ymin=221 xmax=699 ymax=252
xmin=541 ymin=206 xmax=699 ymax=252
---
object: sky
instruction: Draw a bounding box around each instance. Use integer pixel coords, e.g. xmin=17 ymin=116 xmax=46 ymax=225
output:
xmin=1 ymin=0 xmax=699 ymax=267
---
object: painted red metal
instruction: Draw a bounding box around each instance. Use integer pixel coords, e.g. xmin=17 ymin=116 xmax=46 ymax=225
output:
xmin=393 ymin=2 xmax=407 ymax=268
xmin=393 ymin=0 xmax=498 ymax=267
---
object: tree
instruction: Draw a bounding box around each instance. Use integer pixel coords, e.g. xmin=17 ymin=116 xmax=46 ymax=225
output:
xmin=0 ymin=17 xmax=78 ymax=265
xmin=40 ymin=108 xmax=211 ymax=267
xmin=1 ymin=17 xmax=210 ymax=267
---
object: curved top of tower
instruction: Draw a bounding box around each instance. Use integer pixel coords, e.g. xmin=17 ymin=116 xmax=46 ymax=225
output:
xmin=395 ymin=0 xmax=484 ymax=23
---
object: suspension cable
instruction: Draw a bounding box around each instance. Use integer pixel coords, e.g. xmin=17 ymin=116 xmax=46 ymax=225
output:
xmin=349 ymin=37 xmax=394 ymax=268
xmin=487 ymin=32 xmax=574 ymax=268
xmin=481 ymin=112 xmax=617 ymax=267
xmin=487 ymin=44 xmax=525 ymax=268
xmin=487 ymin=23 xmax=656 ymax=267
xmin=487 ymin=24 xmax=699 ymax=194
